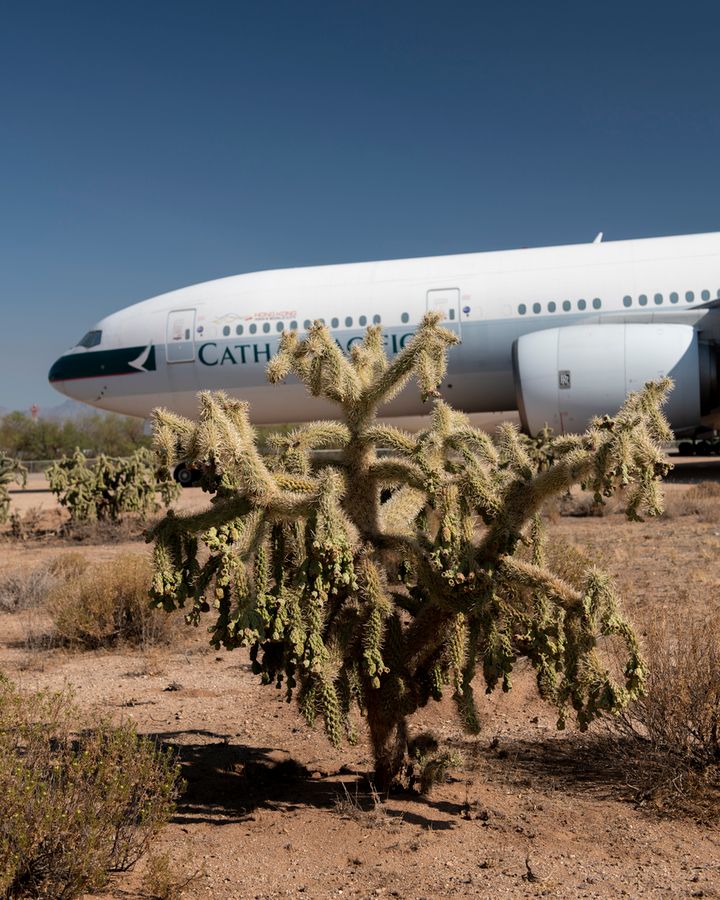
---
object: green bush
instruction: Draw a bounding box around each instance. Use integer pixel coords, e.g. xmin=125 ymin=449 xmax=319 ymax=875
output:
xmin=0 ymin=676 xmax=180 ymax=898
xmin=47 ymin=448 xmax=179 ymax=523
xmin=48 ymin=553 xmax=173 ymax=649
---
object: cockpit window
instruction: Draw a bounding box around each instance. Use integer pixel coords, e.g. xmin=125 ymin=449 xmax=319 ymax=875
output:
xmin=77 ymin=330 xmax=102 ymax=348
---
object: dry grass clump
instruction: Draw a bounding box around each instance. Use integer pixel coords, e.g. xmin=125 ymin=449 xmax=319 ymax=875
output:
xmin=662 ymin=481 xmax=720 ymax=521
xmin=140 ymin=851 xmax=202 ymax=900
xmin=541 ymin=538 xmax=600 ymax=589
xmin=0 ymin=676 xmax=180 ymax=898
xmin=333 ymin=782 xmax=402 ymax=831
xmin=0 ymin=553 xmax=88 ymax=613
xmin=47 ymin=553 xmax=174 ymax=649
xmin=606 ymin=614 xmax=720 ymax=818
xmin=60 ymin=515 xmax=148 ymax=544
xmin=7 ymin=507 xmax=46 ymax=540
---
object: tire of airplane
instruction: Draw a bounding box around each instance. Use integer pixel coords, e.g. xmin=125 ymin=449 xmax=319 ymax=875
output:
xmin=696 ymin=440 xmax=711 ymax=455
xmin=677 ymin=441 xmax=695 ymax=456
xmin=174 ymin=463 xmax=196 ymax=488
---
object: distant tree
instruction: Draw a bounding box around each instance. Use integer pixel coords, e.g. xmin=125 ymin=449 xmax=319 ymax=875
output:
xmin=149 ymin=315 xmax=671 ymax=791
xmin=0 ymin=412 xmax=150 ymax=459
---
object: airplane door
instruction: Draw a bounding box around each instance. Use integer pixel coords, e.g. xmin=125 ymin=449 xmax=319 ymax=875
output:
xmin=426 ymin=288 xmax=461 ymax=338
xmin=166 ymin=309 xmax=196 ymax=363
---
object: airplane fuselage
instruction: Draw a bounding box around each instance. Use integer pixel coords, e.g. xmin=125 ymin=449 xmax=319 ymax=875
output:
xmin=49 ymin=232 xmax=720 ymax=434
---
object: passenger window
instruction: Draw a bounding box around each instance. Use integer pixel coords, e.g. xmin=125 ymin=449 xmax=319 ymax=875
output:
xmin=262 ymin=322 xmax=270 ymax=333
xmin=592 ymin=298 xmax=602 ymax=309
xmin=518 ymin=304 xmax=527 ymax=315
xmin=623 ymin=296 xmax=632 ymax=307
xmin=290 ymin=321 xmax=298 ymax=330
xmin=638 ymin=294 xmax=648 ymax=306
xmin=223 ymin=326 xmax=231 ymax=336
xmin=359 ymin=315 xmax=367 ymax=326
xmin=401 ymin=312 xmax=409 ymax=323
xmin=686 ymin=291 xmax=695 ymax=302
xmin=345 ymin=316 xmax=353 ymax=327
xmin=331 ymin=317 xmax=339 ymax=328
xmin=670 ymin=292 xmax=679 ymax=304
xmin=702 ymin=290 xmax=711 ymax=301
xmin=249 ymin=323 xmax=257 ymax=334
xmin=548 ymin=301 xmax=556 ymax=312
xmin=654 ymin=293 xmax=663 ymax=305
xmin=577 ymin=299 xmax=587 ymax=310
xmin=562 ymin=300 xmax=571 ymax=312
xmin=276 ymin=322 xmax=284 ymax=332
xmin=373 ymin=314 xmax=381 ymax=324
xmin=532 ymin=302 xmax=541 ymax=314
xmin=236 ymin=324 xmax=244 ymax=335
xmin=303 ymin=319 xmax=312 ymax=329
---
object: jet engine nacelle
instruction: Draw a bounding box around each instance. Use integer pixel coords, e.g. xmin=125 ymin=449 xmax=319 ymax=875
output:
xmin=512 ymin=323 xmax=717 ymax=435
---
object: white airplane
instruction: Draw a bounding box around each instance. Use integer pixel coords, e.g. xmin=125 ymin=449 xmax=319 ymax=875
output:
xmin=49 ymin=230 xmax=720 ymax=448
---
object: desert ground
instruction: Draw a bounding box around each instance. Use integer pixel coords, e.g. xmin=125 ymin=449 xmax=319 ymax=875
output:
xmin=2 ymin=461 xmax=719 ymax=899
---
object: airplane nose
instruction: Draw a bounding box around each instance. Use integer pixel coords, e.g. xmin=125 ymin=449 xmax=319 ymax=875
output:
xmin=48 ymin=357 xmax=71 ymax=397
xmin=48 ymin=357 xmax=65 ymax=384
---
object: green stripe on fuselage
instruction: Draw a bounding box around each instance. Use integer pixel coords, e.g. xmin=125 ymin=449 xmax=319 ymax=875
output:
xmin=48 ymin=345 xmax=156 ymax=382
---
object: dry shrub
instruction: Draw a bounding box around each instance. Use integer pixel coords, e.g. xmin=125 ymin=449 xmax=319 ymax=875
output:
xmin=7 ymin=507 xmax=46 ymax=540
xmin=140 ymin=851 xmax=202 ymax=900
xmin=542 ymin=538 xmax=599 ymax=589
xmin=662 ymin=481 xmax=720 ymax=521
xmin=45 ymin=552 xmax=89 ymax=580
xmin=607 ymin=614 xmax=720 ymax=818
xmin=48 ymin=553 xmax=173 ymax=649
xmin=60 ymin=515 xmax=146 ymax=544
xmin=333 ymin=782 xmax=402 ymax=831
xmin=553 ymin=490 xmax=621 ymax=518
xmin=0 ymin=553 xmax=88 ymax=613
xmin=0 ymin=676 xmax=180 ymax=898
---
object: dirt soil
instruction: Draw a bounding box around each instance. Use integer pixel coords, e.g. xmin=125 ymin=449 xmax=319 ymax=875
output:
xmin=2 ymin=460 xmax=719 ymax=899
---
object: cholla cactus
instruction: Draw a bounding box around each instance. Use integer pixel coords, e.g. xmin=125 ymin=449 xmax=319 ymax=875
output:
xmin=0 ymin=453 xmax=27 ymax=524
xmin=48 ymin=448 xmax=179 ymax=523
xmin=519 ymin=424 xmax=556 ymax=472
xmin=149 ymin=314 xmax=671 ymax=790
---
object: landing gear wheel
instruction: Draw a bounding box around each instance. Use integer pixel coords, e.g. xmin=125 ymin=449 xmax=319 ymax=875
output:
xmin=174 ymin=463 xmax=196 ymax=488
xmin=677 ymin=441 xmax=695 ymax=457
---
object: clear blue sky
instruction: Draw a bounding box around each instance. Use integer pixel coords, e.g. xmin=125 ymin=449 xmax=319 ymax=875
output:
xmin=2 ymin=0 xmax=720 ymax=411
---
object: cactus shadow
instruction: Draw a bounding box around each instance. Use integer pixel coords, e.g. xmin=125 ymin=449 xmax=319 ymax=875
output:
xmin=150 ymin=729 xmax=460 ymax=829
xmin=149 ymin=729 xmax=345 ymax=825
xmin=458 ymin=734 xmax=637 ymax=803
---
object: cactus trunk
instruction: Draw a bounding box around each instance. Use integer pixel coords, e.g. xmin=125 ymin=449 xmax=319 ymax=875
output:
xmin=365 ymin=685 xmax=408 ymax=792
